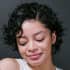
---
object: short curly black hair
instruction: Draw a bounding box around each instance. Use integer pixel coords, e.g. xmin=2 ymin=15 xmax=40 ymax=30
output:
xmin=3 ymin=2 xmax=64 ymax=54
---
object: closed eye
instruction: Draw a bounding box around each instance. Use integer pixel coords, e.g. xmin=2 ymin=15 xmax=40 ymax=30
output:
xmin=36 ymin=38 xmax=44 ymax=42
xmin=19 ymin=42 xmax=27 ymax=46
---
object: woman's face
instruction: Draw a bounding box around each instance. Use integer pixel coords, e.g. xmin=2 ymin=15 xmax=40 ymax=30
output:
xmin=16 ymin=19 xmax=56 ymax=66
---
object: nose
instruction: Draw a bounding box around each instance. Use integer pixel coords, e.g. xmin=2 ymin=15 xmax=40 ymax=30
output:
xmin=27 ymin=41 xmax=38 ymax=52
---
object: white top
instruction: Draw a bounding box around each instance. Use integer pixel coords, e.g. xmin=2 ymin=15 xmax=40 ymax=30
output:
xmin=16 ymin=59 xmax=63 ymax=70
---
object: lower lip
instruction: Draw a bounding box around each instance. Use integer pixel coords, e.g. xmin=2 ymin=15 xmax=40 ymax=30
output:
xmin=28 ymin=53 xmax=42 ymax=60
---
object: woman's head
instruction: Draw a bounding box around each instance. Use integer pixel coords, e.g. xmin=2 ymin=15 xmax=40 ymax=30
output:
xmin=16 ymin=19 xmax=57 ymax=66
xmin=3 ymin=3 xmax=63 ymax=55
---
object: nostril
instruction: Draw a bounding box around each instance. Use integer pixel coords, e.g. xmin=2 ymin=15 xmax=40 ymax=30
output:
xmin=28 ymin=47 xmax=38 ymax=52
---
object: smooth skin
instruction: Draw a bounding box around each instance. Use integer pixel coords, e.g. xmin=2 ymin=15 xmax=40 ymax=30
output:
xmin=0 ymin=19 xmax=56 ymax=70
xmin=0 ymin=58 xmax=19 ymax=70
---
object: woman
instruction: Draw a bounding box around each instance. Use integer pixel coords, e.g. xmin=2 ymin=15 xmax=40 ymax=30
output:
xmin=0 ymin=2 xmax=63 ymax=70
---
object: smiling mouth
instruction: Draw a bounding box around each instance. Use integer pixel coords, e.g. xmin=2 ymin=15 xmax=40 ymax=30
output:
xmin=28 ymin=53 xmax=42 ymax=60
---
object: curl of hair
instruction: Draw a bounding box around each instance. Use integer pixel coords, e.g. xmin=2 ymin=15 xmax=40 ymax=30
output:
xmin=3 ymin=3 xmax=64 ymax=54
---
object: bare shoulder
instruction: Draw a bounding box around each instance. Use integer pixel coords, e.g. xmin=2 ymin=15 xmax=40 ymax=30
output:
xmin=0 ymin=58 xmax=19 ymax=70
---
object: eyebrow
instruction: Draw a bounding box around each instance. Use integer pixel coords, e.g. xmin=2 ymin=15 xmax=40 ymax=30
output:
xmin=34 ymin=31 xmax=46 ymax=36
xmin=16 ymin=33 xmax=26 ymax=38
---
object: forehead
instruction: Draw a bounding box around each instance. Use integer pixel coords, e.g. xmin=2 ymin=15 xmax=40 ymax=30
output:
xmin=20 ymin=19 xmax=51 ymax=36
xmin=22 ymin=20 xmax=47 ymax=30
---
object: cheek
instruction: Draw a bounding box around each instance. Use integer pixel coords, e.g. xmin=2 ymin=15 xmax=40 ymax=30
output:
xmin=17 ymin=45 xmax=26 ymax=56
xmin=38 ymin=39 xmax=52 ymax=53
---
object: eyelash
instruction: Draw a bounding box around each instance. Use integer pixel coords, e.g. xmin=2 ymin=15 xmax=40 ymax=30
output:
xmin=36 ymin=38 xmax=44 ymax=42
xmin=20 ymin=44 xmax=26 ymax=46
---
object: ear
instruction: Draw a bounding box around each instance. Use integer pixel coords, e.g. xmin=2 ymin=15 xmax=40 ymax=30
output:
xmin=51 ymin=32 xmax=56 ymax=44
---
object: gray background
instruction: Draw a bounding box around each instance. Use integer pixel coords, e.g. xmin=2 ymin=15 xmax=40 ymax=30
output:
xmin=0 ymin=0 xmax=70 ymax=70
